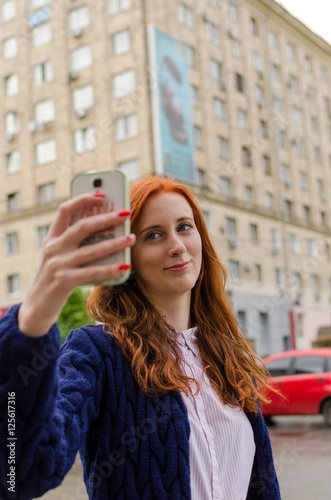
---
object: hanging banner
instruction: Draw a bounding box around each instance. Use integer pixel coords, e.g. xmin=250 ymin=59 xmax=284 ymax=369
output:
xmin=148 ymin=25 xmax=196 ymax=182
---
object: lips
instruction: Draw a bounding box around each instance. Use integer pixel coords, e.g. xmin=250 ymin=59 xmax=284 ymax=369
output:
xmin=165 ymin=261 xmax=190 ymax=271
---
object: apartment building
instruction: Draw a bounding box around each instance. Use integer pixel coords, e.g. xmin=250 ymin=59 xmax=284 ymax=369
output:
xmin=1 ymin=0 xmax=331 ymax=355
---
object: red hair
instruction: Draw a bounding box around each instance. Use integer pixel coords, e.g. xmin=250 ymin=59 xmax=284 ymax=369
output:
xmin=87 ymin=175 xmax=271 ymax=413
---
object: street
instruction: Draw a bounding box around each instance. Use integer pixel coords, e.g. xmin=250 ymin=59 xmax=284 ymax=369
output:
xmin=38 ymin=415 xmax=331 ymax=500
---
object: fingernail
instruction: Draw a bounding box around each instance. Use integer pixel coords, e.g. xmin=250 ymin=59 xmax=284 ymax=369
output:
xmin=93 ymin=192 xmax=106 ymax=198
xmin=118 ymin=210 xmax=131 ymax=217
xmin=118 ymin=263 xmax=131 ymax=271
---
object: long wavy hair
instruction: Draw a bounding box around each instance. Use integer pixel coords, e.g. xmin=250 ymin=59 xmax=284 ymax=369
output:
xmin=87 ymin=175 xmax=271 ymax=414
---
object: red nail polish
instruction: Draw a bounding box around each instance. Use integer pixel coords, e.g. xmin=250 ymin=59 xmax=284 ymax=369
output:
xmin=118 ymin=210 xmax=131 ymax=217
xmin=93 ymin=192 xmax=106 ymax=198
xmin=118 ymin=264 xmax=131 ymax=271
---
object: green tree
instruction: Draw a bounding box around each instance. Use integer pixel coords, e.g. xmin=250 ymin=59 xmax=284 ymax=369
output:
xmin=58 ymin=287 xmax=93 ymax=343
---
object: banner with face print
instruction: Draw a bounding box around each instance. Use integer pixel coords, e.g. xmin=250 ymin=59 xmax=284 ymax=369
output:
xmin=148 ymin=25 xmax=196 ymax=182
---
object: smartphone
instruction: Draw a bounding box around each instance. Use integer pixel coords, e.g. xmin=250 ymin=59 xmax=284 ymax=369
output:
xmin=70 ymin=170 xmax=130 ymax=286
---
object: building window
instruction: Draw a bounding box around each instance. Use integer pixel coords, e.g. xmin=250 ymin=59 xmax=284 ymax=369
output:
xmin=73 ymin=85 xmax=94 ymax=114
xmin=292 ymin=106 xmax=302 ymax=125
xmin=263 ymin=155 xmax=271 ymax=175
xmin=225 ymin=217 xmax=237 ymax=237
xmin=5 ymin=150 xmax=20 ymax=174
xmin=3 ymin=36 xmax=17 ymax=59
xmin=314 ymin=146 xmax=321 ymax=163
xmin=202 ymin=210 xmax=211 ymax=230
xmin=193 ymin=126 xmax=202 ymax=149
xmin=317 ymin=179 xmax=326 ymax=200
xmin=267 ymin=30 xmax=277 ymax=48
xmin=113 ymin=69 xmax=135 ymax=98
xmin=235 ymin=73 xmax=244 ymax=92
xmin=115 ymin=114 xmax=138 ymax=141
xmin=242 ymin=146 xmax=251 ymax=167
xmin=1 ymin=0 xmax=16 ymax=22
xmin=206 ymin=0 xmax=217 ymax=6
xmin=311 ymin=275 xmax=320 ymax=298
xmin=259 ymin=120 xmax=268 ymax=138
xmin=69 ymin=5 xmax=89 ymax=35
xmin=245 ymin=185 xmax=253 ymax=204
xmin=213 ymin=97 xmax=226 ymax=120
xmin=33 ymin=60 xmax=53 ymax=85
xmin=311 ymin=116 xmax=318 ymax=132
xmin=256 ymin=85 xmax=264 ymax=107
xmin=206 ymin=21 xmax=219 ymax=45
xmin=307 ymin=239 xmax=318 ymax=258
xmin=293 ymin=137 xmax=304 ymax=156
xmin=253 ymin=264 xmax=262 ymax=283
xmin=210 ymin=59 xmax=222 ymax=81
xmin=303 ymin=205 xmax=310 ymax=222
xmin=32 ymin=22 xmax=51 ymax=47
xmin=5 ymin=232 xmax=18 ymax=254
xmin=190 ymin=85 xmax=199 ymax=108
xmin=7 ymin=192 xmax=20 ymax=212
xmin=109 ymin=0 xmax=130 ymax=15
xmin=299 ymin=171 xmax=308 ymax=190
xmin=284 ymin=199 xmax=293 ymax=217
xmin=286 ymin=42 xmax=295 ymax=60
xmin=197 ymin=168 xmax=206 ymax=187
xmin=253 ymin=51 xmax=263 ymax=72
xmin=321 ymin=66 xmax=328 ymax=84
xmin=30 ymin=0 xmax=49 ymax=9
xmin=74 ymin=127 xmax=95 ymax=153
xmin=35 ymin=99 xmax=55 ymax=125
xmin=288 ymin=75 xmax=298 ymax=92
xmin=321 ymin=211 xmax=327 ymax=226
xmin=265 ymin=192 xmax=273 ymax=210
xmin=273 ymin=95 xmax=283 ymax=114
xmin=229 ymin=260 xmax=240 ymax=280
xmin=118 ymin=158 xmax=140 ymax=181
xmin=4 ymin=74 xmax=19 ymax=96
xmin=220 ymin=176 xmax=231 ymax=197
xmin=183 ymin=44 xmax=195 ymax=67
xmin=5 ymin=111 xmax=19 ymax=136
xmin=304 ymin=55 xmax=312 ymax=72
xmin=217 ymin=137 xmax=229 ymax=159
xmin=277 ymin=130 xmax=286 ymax=148
xmin=7 ymin=274 xmax=20 ymax=297
xmin=271 ymin=64 xmax=280 ymax=81
xmin=231 ymin=39 xmax=241 ymax=58
xmin=250 ymin=223 xmax=258 ymax=244
xmin=271 ymin=228 xmax=280 ymax=253
xmin=229 ymin=2 xmax=238 ymax=22
xmin=237 ymin=109 xmax=247 ymax=129
xmin=36 ymin=224 xmax=50 ymax=247
xmin=70 ymin=45 xmax=92 ymax=73
xmin=38 ymin=182 xmax=55 ymax=204
xmin=36 ymin=139 xmax=56 ymax=165
xmin=280 ymin=163 xmax=291 ymax=187
xmin=112 ymin=29 xmax=131 ymax=55
xmin=275 ymin=268 xmax=284 ymax=288
xmin=250 ymin=17 xmax=258 ymax=35
xmin=178 ymin=3 xmax=194 ymax=29
xmin=290 ymin=233 xmax=300 ymax=254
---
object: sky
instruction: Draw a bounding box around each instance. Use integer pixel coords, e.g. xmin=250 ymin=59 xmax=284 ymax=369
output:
xmin=278 ymin=0 xmax=331 ymax=44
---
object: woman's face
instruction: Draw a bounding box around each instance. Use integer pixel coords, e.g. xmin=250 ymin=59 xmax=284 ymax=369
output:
xmin=131 ymin=192 xmax=202 ymax=304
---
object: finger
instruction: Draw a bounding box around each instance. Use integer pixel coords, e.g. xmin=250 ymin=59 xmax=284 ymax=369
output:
xmin=63 ymin=210 xmax=132 ymax=248
xmin=47 ymin=194 xmax=113 ymax=239
xmin=62 ymin=233 xmax=136 ymax=268
xmin=63 ymin=262 xmax=132 ymax=287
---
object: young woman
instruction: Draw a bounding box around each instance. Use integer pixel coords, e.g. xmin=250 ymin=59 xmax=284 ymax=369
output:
xmin=0 ymin=176 xmax=281 ymax=500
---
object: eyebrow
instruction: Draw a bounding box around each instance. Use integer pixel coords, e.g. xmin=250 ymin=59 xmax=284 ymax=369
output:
xmin=138 ymin=216 xmax=195 ymax=236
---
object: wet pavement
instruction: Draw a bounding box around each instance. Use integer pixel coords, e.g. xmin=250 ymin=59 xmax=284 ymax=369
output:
xmin=38 ymin=415 xmax=331 ymax=500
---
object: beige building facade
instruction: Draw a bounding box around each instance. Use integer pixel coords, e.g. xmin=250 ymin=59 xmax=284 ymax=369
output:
xmin=1 ymin=0 xmax=331 ymax=354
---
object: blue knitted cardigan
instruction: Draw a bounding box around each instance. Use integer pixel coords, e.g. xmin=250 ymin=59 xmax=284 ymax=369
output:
xmin=0 ymin=305 xmax=281 ymax=500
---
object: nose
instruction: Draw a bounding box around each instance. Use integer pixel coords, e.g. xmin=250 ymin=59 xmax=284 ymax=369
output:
xmin=167 ymin=232 xmax=186 ymax=256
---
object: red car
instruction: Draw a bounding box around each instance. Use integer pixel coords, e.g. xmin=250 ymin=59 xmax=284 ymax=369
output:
xmin=261 ymin=348 xmax=331 ymax=426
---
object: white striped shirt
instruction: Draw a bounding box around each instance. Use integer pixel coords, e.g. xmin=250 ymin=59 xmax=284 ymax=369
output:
xmin=176 ymin=326 xmax=255 ymax=500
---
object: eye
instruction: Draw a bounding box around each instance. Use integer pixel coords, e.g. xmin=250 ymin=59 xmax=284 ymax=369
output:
xmin=145 ymin=231 xmax=161 ymax=240
xmin=178 ymin=223 xmax=192 ymax=232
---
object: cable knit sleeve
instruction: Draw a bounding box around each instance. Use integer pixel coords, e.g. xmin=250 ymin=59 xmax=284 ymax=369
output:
xmin=0 ymin=304 xmax=104 ymax=500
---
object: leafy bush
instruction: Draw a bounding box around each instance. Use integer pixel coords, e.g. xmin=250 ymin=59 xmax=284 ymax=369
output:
xmin=58 ymin=287 xmax=93 ymax=343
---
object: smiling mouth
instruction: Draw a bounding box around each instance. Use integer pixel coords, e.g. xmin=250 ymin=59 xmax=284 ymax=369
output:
xmin=165 ymin=261 xmax=190 ymax=271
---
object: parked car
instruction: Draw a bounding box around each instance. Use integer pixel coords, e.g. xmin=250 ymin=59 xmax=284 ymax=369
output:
xmin=261 ymin=348 xmax=331 ymax=426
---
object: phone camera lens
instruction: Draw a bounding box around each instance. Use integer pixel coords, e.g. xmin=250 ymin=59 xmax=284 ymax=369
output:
xmin=93 ymin=178 xmax=102 ymax=188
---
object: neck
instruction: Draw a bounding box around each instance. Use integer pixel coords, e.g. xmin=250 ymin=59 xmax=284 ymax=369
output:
xmin=150 ymin=292 xmax=192 ymax=332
